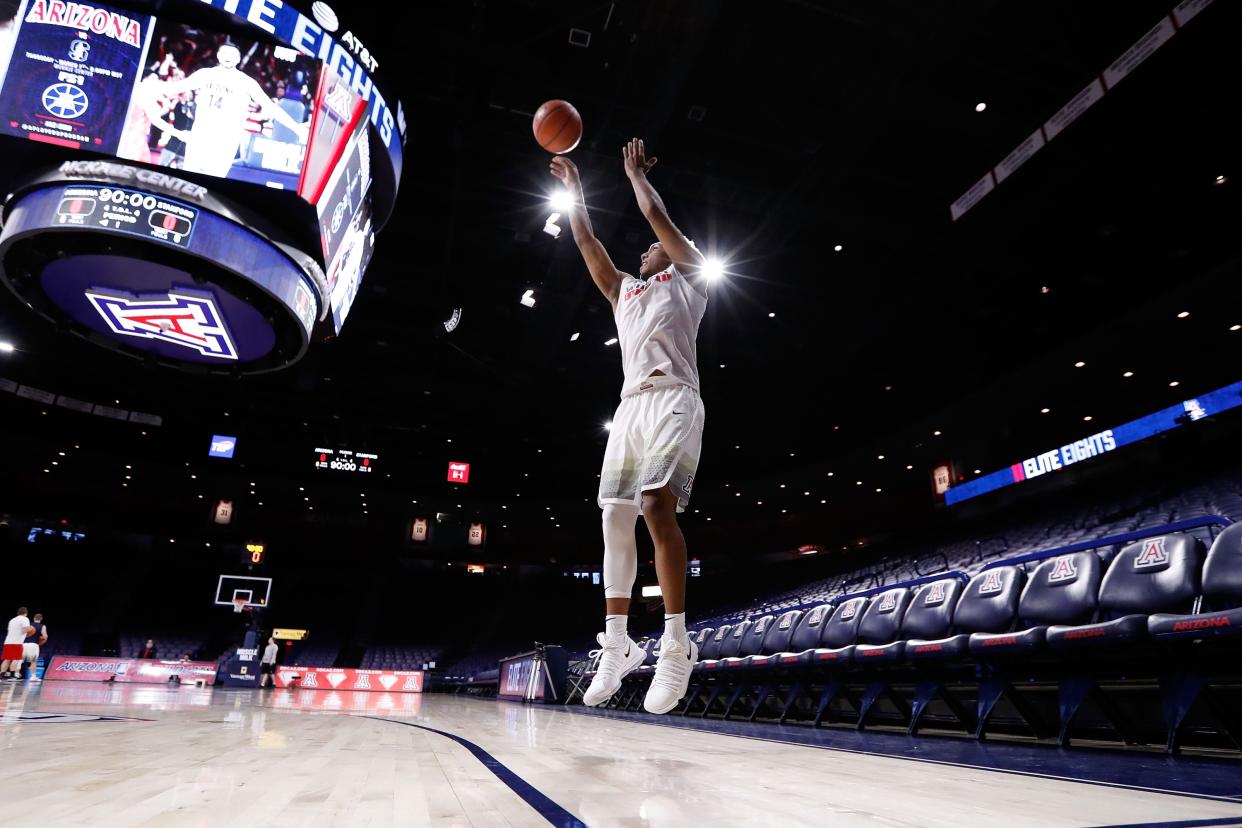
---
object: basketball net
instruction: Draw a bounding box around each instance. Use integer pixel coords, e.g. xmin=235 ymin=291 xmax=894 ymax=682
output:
xmin=232 ymin=598 xmax=247 ymax=614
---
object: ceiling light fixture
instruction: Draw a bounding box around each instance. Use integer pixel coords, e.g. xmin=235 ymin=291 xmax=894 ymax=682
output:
xmin=701 ymin=257 xmax=726 ymax=282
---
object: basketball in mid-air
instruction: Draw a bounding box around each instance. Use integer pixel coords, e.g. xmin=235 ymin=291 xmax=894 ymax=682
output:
xmin=533 ymin=99 xmax=582 ymax=154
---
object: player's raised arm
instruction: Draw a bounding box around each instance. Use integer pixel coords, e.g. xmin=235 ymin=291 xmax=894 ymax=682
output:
xmin=550 ymin=156 xmax=626 ymax=306
xmin=623 ymin=138 xmax=706 ymax=291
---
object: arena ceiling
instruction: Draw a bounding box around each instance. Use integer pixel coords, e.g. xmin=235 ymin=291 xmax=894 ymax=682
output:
xmin=2 ymin=0 xmax=1240 ymax=562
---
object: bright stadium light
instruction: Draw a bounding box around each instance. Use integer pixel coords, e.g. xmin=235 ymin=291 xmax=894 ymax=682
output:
xmin=0 ymin=341 xmax=14 ymax=353
xmin=549 ymin=189 xmax=574 ymax=212
xmin=604 ymin=421 xmax=613 ymax=431
xmin=701 ymin=257 xmax=725 ymax=282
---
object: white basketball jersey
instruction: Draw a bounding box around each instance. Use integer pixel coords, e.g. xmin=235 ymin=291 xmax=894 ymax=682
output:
xmin=614 ymin=264 xmax=707 ymax=397
xmin=183 ymin=66 xmax=253 ymax=176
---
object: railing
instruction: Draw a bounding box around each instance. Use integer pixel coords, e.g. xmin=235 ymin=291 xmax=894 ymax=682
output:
xmin=980 ymin=515 xmax=1232 ymax=571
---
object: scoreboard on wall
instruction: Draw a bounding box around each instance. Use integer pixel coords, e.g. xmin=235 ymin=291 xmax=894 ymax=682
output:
xmin=0 ymin=0 xmax=406 ymax=373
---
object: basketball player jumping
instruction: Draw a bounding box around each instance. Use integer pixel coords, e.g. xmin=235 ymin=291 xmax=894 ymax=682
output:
xmin=551 ymin=138 xmax=708 ymax=714
xmin=143 ymin=44 xmax=307 ymax=178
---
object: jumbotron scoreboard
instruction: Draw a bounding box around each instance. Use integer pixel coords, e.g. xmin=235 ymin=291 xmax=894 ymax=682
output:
xmin=0 ymin=0 xmax=405 ymax=373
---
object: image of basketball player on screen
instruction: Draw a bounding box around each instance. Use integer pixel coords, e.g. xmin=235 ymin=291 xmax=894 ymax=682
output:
xmin=550 ymin=138 xmax=709 ymax=714
xmin=142 ymin=43 xmax=308 ymax=178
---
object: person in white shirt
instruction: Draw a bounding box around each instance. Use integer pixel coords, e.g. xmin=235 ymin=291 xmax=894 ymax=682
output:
xmin=143 ymin=44 xmax=308 ymax=178
xmin=2 ymin=607 xmax=34 ymax=680
xmin=550 ymin=139 xmax=708 ymax=714
xmin=259 ymin=637 xmax=279 ymax=687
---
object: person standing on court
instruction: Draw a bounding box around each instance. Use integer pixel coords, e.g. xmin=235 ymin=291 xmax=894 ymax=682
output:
xmin=550 ymin=138 xmax=708 ymax=714
xmin=1 ymin=607 xmax=33 ymax=680
xmin=21 ymin=613 xmax=46 ymax=681
xmin=259 ymin=637 xmax=279 ymax=687
xmin=139 ymin=639 xmax=158 ymax=659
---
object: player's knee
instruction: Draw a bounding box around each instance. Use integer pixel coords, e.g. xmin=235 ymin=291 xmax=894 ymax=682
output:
xmin=602 ymin=502 xmax=638 ymax=534
xmin=641 ymin=487 xmax=678 ymax=526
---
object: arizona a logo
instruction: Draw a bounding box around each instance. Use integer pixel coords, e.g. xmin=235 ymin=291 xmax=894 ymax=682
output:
xmin=1134 ymin=538 xmax=1169 ymax=570
xmin=877 ymin=592 xmax=898 ymax=612
xmin=924 ymin=581 xmax=947 ymax=605
xmin=85 ymin=287 xmax=238 ymax=359
xmin=1048 ymin=556 xmax=1078 ymax=583
xmin=978 ymin=571 xmax=1004 ymax=595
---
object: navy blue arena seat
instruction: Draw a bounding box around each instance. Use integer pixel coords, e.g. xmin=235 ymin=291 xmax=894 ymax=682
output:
xmin=718 ymin=619 xmax=754 ymax=659
xmin=853 ymin=587 xmax=912 ymax=664
xmin=738 ymin=615 xmax=775 ymax=657
xmin=698 ymin=624 xmax=732 ymax=667
xmin=737 ymin=609 xmax=804 ymax=670
xmin=802 ymin=595 xmax=870 ymax=666
xmin=1149 ymin=523 xmax=1242 ymax=641
xmin=970 ymin=551 xmax=1102 ymax=656
xmin=900 ymin=576 xmax=970 ymax=661
xmin=1047 ymin=533 xmax=1203 ymax=650
xmin=692 ymin=627 xmax=716 ymax=650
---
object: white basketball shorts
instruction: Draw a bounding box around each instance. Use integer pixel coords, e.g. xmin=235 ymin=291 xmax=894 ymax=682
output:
xmin=22 ymin=643 xmax=38 ymax=663
xmin=599 ymin=378 xmax=705 ymax=514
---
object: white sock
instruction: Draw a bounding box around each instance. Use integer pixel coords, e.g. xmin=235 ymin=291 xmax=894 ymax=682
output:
xmin=663 ymin=612 xmax=687 ymax=645
xmin=605 ymin=614 xmax=628 ymax=641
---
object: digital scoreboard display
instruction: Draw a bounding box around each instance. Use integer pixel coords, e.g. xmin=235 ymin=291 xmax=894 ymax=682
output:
xmin=313 ymin=447 xmax=376 ymax=473
xmin=55 ymin=185 xmax=198 ymax=246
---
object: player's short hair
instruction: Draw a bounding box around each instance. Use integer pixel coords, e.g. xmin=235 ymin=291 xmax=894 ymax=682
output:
xmin=17 ymin=607 xmax=25 ymax=615
xmin=33 ymin=614 xmax=42 ymax=622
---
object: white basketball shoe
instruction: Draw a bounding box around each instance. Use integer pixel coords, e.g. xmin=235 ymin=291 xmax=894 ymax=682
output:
xmin=582 ymin=632 xmax=646 ymax=707
xmin=643 ymin=634 xmax=698 ymax=714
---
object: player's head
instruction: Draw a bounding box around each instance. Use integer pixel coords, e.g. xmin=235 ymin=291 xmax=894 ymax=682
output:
xmin=639 ymin=242 xmax=671 ymax=277
xmin=32 ymin=613 xmax=42 ymax=622
xmin=146 ymin=639 xmax=154 ymax=647
xmin=217 ymin=43 xmax=241 ymax=69
xmin=16 ymin=607 xmax=25 ymax=616
xmin=268 ymin=637 xmax=275 ymax=645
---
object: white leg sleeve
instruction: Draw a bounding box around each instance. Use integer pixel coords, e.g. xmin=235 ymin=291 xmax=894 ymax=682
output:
xmin=602 ymin=503 xmax=640 ymax=599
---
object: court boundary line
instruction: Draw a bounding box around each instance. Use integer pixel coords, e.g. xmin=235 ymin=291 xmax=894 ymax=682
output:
xmin=562 ymin=706 xmax=1242 ymax=806
xmin=363 ymin=715 xmax=586 ymax=828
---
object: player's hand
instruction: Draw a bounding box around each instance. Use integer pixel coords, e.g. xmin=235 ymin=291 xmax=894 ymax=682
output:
xmin=549 ymin=155 xmax=581 ymax=191
xmin=623 ymin=137 xmax=657 ymax=178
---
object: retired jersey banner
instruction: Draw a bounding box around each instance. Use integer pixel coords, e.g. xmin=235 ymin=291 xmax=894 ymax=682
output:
xmin=44 ymin=655 xmax=218 ymax=684
xmin=274 ymin=666 xmax=423 ymax=693
xmin=0 ymin=1 xmax=154 ymax=152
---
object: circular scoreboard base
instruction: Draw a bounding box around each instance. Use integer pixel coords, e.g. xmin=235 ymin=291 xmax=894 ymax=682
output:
xmin=0 ymin=168 xmax=325 ymax=374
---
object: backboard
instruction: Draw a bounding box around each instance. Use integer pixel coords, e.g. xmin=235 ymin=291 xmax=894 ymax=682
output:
xmin=215 ymin=574 xmax=272 ymax=609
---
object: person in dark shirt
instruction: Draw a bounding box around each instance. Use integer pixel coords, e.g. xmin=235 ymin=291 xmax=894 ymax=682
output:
xmin=139 ymin=639 xmax=158 ymax=659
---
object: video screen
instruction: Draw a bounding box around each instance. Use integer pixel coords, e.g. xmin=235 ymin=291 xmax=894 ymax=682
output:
xmin=318 ymin=110 xmax=374 ymax=333
xmin=0 ymin=0 xmax=155 ymax=151
xmin=115 ymin=19 xmax=319 ymax=189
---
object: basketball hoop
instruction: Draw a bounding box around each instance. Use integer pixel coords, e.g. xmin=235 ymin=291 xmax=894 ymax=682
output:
xmin=232 ymin=598 xmax=248 ymax=614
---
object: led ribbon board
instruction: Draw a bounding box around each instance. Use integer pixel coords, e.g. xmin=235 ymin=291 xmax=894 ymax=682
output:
xmin=945 ymin=379 xmax=1242 ymax=505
